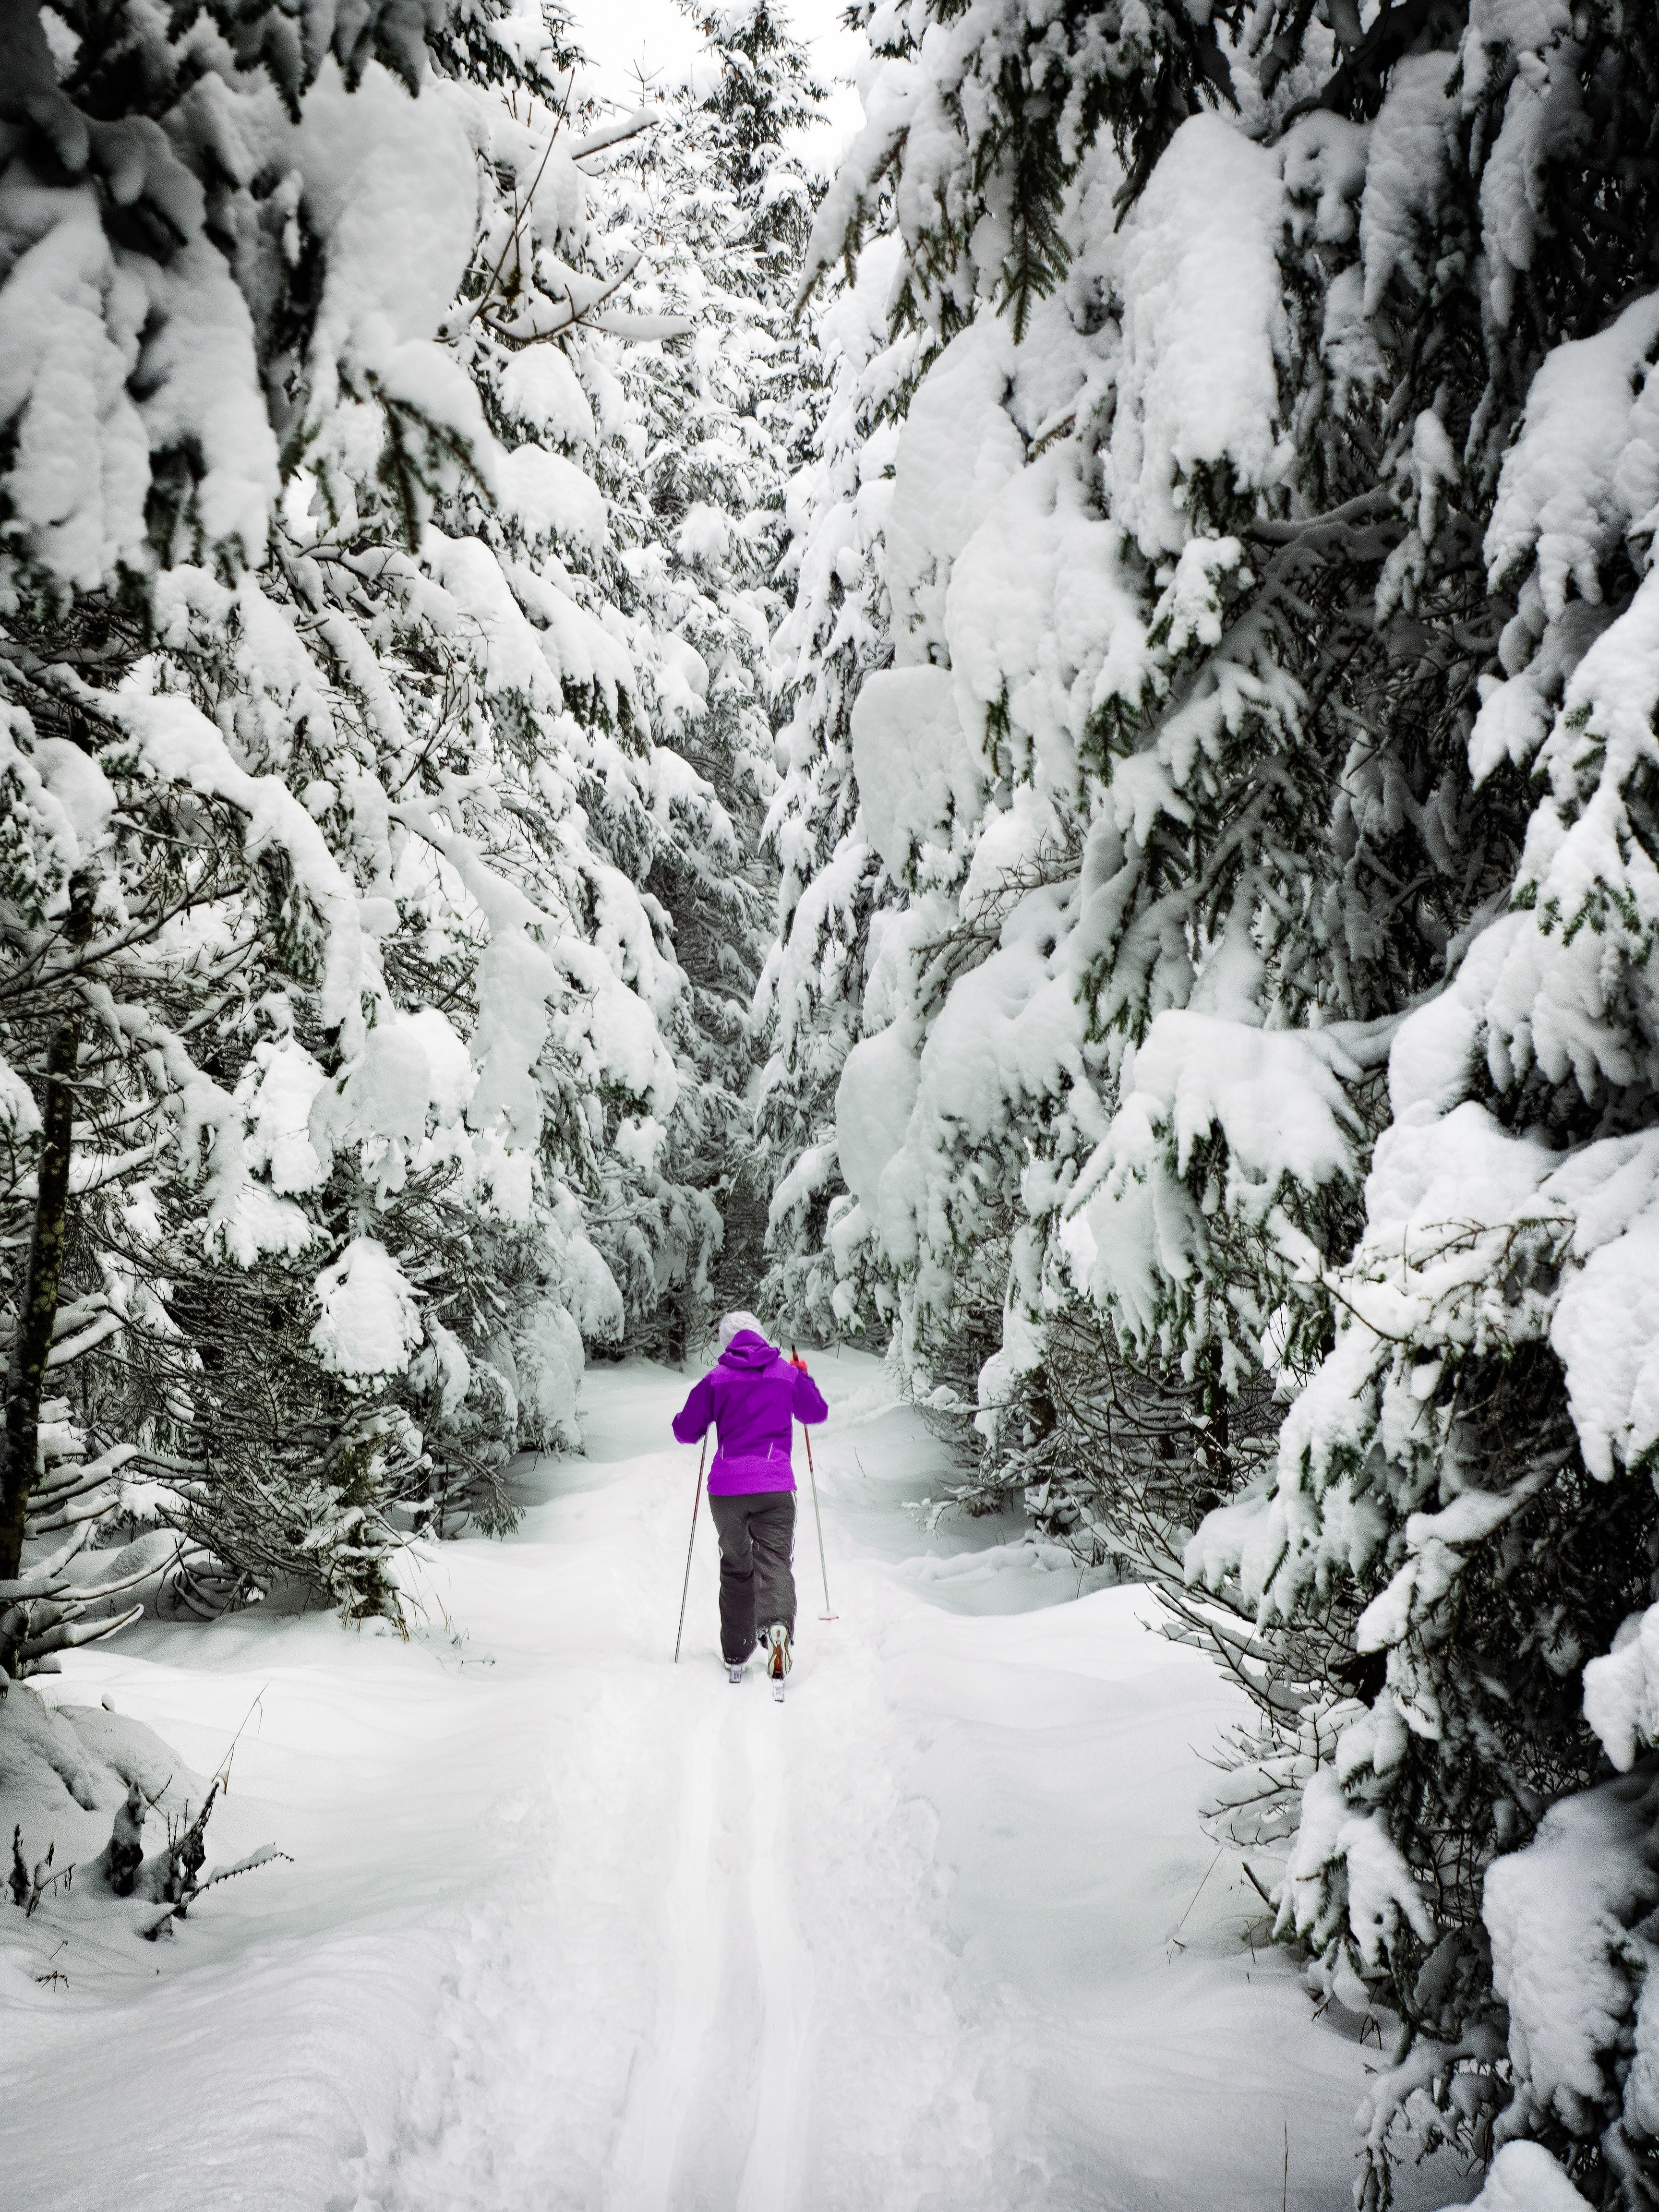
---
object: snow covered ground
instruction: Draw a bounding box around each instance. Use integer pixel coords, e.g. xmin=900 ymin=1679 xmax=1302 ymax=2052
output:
xmin=7 ymin=1353 xmax=1475 ymax=2211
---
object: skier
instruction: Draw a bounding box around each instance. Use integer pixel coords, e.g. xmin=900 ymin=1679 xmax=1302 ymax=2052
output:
xmin=673 ymin=1312 xmax=828 ymax=1688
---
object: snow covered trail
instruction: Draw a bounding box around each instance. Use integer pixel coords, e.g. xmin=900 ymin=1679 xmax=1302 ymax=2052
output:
xmin=7 ymin=1354 xmax=1474 ymax=2212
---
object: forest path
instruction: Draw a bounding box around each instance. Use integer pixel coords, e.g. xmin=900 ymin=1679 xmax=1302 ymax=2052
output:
xmin=10 ymin=1353 xmax=1474 ymax=2212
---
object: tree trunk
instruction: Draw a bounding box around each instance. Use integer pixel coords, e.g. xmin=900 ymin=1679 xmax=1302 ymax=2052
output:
xmin=0 ymin=1023 xmax=78 ymax=1582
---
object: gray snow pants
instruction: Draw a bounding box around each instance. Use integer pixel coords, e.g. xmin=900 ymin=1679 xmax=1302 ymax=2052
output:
xmin=709 ymin=1491 xmax=796 ymax=1662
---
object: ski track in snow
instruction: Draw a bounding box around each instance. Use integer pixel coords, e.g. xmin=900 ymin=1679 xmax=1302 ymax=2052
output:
xmin=615 ymin=1697 xmax=727 ymax=2212
xmin=612 ymin=1686 xmax=816 ymax=2212
xmin=736 ymin=1699 xmax=813 ymax=2212
xmin=7 ymin=1354 xmax=1477 ymax=2212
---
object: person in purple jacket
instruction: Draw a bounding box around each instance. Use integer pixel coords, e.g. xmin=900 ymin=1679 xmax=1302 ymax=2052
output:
xmin=672 ymin=1311 xmax=829 ymax=1683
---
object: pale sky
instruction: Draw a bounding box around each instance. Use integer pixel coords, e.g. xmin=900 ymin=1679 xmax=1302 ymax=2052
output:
xmin=577 ymin=0 xmax=866 ymax=173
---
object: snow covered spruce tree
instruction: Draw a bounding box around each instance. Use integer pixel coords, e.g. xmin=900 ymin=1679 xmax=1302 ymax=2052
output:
xmin=0 ymin=0 xmax=782 ymax=1657
xmin=0 ymin=0 xmax=487 ymax=1641
xmin=1168 ymin=16 xmax=1659 ymax=2205
xmin=769 ymin=0 xmax=1659 ymax=2199
xmin=755 ymin=215 xmax=920 ymax=1338
xmin=574 ymin=0 xmax=827 ymax=1354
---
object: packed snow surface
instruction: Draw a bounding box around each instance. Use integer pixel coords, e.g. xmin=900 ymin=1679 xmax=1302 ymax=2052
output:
xmin=6 ymin=1355 xmax=1474 ymax=2209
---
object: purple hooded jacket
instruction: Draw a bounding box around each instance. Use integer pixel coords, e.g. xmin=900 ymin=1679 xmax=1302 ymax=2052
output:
xmin=672 ymin=1332 xmax=829 ymax=1496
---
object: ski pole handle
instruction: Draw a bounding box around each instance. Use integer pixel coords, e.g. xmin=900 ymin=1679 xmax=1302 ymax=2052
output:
xmin=673 ymin=1435 xmax=709 ymax=1664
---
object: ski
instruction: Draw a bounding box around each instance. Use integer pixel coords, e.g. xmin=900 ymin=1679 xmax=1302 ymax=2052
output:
xmin=772 ymin=1677 xmax=785 ymax=1704
xmin=728 ymin=1663 xmax=745 ymax=1685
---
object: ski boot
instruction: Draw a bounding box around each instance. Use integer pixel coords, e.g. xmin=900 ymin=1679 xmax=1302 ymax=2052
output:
xmin=764 ymin=1623 xmax=792 ymax=1703
xmin=727 ymin=1660 xmax=745 ymax=1685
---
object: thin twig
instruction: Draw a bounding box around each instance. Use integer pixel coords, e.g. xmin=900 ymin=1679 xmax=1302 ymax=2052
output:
xmin=1168 ymin=1842 xmax=1225 ymax=1951
xmin=460 ymin=70 xmax=577 ymax=329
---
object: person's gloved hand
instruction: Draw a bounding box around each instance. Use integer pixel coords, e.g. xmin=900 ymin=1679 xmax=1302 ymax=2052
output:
xmin=788 ymin=1346 xmax=809 ymax=1372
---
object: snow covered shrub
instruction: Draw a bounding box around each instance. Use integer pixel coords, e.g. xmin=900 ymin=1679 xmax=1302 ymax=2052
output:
xmin=0 ymin=1677 xmax=283 ymax=1956
xmin=770 ymin=0 xmax=1659 ymax=2198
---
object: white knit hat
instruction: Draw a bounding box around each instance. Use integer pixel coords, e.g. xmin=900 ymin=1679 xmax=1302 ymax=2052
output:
xmin=718 ymin=1310 xmax=765 ymax=1350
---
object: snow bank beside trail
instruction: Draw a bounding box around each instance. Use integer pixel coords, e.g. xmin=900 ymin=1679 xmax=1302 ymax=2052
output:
xmin=5 ymin=1598 xmax=529 ymax=2212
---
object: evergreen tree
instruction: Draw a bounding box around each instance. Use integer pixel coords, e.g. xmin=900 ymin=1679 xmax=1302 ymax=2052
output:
xmin=583 ymin=0 xmax=828 ymax=1350
xmin=2 ymin=0 xmax=497 ymax=1639
xmin=771 ymin=0 xmax=1659 ymax=2201
xmin=755 ymin=219 xmax=916 ymax=1338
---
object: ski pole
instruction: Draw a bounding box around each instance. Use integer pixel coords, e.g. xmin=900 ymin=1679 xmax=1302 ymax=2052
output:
xmin=673 ymin=1434 xmax=709 ymax=1663
xmin=793 ymin=1344 xmax=837 ymax=1622
xmin=805 ymin=1422 xmax=837 ymax=1621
